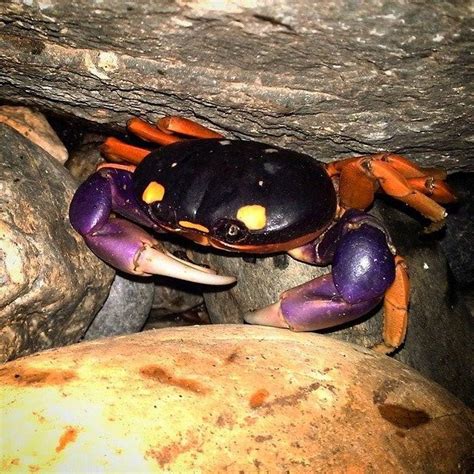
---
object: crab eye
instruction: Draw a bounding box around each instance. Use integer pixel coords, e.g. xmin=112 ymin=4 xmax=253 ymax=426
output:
xmin=227 ymin=224 xmax=241 ymax=237
xmin=213 ymin=219 xmax=248 ymax=243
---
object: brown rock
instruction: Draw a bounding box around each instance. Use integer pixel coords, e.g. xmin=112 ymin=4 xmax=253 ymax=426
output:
xmin=0 ymin=124 xmax=114 ymax=362
xmin=0 ymin=106 xmax=68 ymax=163
xmin=0 ymin=325 xmax=472 ymax=472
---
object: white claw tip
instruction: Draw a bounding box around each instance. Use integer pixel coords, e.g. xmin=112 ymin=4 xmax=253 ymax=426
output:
xmin=244 ymin=303 xmax=289 ymax=328
xmin=138 ymin=246 xmax=236 ymax=286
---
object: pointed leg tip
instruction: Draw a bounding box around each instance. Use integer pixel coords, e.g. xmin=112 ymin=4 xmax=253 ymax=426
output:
xmin=423 ymin=218 xmax=447 ymax=234
xmin=371 ymin=342 xmax=398 ymax=355
xmin=244 ymin=303 xmax=290 ymax=329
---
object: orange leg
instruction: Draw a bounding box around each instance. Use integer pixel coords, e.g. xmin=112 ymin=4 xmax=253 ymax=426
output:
xmin=101 ymin=116 xmax=224 ymax=165
xmin=158 ymin=116 xmax=224 ymax=139
xmin=127 ymin=118 xmax=184 ymax=146
xmin=100 ymin=137 xmax=150 ymax=165
xmin=373 ymin=255 xmax=410 ymax=354
xmin=327 ymin=153 xmax=447 ymax=180
xmin=327 ymin=153 xmax=456 ymax=229
xmin=337 ymin=160 xmax=377 ymax=209
xmin=406 ymin=177 xmax=456 ymax=204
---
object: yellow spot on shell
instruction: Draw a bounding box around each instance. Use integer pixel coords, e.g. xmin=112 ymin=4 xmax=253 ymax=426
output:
xmin=236 ymin=205 xmax=266 ymax=230
xmin=142 ymin=181 xmax=165 ymax=203
xmin=179 ymin=220 xmax=210 ymax=233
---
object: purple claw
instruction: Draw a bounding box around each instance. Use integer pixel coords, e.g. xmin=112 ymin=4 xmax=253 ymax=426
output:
xmin=245 ymin=274 xmax=381 ymax=331
xmin=245 ymin=211 xmax=396 ymax=332
xmin=333 ymin=225 xmax=395 ymax=304
xmin=82 ymin=218 xmax=235 ymax=284
xmin=70 ymin=170 xmax=235 ymax=285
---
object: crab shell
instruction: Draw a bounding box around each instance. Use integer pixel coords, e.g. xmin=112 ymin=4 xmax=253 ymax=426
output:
xmin=133 ymin=139 xmax=337 ymax=252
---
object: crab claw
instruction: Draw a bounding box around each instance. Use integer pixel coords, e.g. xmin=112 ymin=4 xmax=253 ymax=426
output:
xmin=244 ymin=274 xmax=382 ymax=332
xmin=244 ymin=302 xmax=290 ymax=329
xmin=137 ymin=245 xmax=236 ymax=285
xmin=69 ymin=169 xmax=235 ymax=286
xmin=79 ymin=217 xmax=236 ymax=286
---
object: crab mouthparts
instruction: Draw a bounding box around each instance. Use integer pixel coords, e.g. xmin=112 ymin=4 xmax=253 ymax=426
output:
xmin=138 ymin=245 xmax=236 ymax=285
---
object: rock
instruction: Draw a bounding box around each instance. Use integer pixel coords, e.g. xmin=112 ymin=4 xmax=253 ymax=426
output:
xmin=0 ymin=326 xmax=472 ymax=472
xmin=151 ymin=277 xmax=204 ymax=318
xmin=0 ymin=1 xmax=472 ymax=172
xmin=83 ymin=274 xmax=154 ymax=341
xmin=440 ymin=173 xmax=474 ymax=316
xmin=0 ymin=124 xmax=114 ymax=362
xmin=144 ymin=303 xmax=210 ymax=331
xmin=64 ymin=133 xmax=105 ymax=181
xmin=0 ymin=106 xmax=68 ymax=163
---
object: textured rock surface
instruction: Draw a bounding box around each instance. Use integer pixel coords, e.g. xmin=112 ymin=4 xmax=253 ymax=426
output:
xmin=0 ymin=106 xmax=68 ymax=163
xmin=151 ymin=282 xmax=204 ymax=318
xmin=194 ymin=201 xmax=474 ymax=406
xmin=441 ymin=173 xmax=474 ymax=317
xmin=0 ymin=0 xmax=472 ymax=171
xmin=83 ymin=274 xmax=155 ymax=341
xmin=1 ymin=326 xmax=473 ymax=473
xmin=0 ymin=124 xmax=114 ymax=362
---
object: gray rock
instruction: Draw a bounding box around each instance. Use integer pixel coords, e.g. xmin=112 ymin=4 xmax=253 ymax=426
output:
xmin=0 ymin=124 xmax=114 ymax=362
xmin=83 ymin=274 xmax=154 ymax=340
xmin=0 ymin=0 xmax=472 ymax=172
xmin=65 ymin=133 xmax=105 ymax=182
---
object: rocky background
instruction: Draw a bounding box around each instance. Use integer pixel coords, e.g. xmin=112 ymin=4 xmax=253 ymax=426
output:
xmin=0 ymin=1 xmax=472 ymax=405
xmin=0 ymin=0 xmax=472 ymax=171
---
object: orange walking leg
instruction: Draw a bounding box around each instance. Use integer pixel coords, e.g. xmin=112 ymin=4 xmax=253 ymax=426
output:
xmin=326 ymin=153 xmax=456 ymax=229
xmin=373 ymin=255 xmax=410 ymax=353
xmin=101 ymin=115 xmax=224 ymax=164
xmin=158 ymin=116 xmax=224 ymax=139
xmin=100 ymin=137 xmax=150 ymax=165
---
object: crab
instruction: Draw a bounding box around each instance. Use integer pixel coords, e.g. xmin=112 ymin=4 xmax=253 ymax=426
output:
xmin=69 ymin=115 xmax=456 ymax=353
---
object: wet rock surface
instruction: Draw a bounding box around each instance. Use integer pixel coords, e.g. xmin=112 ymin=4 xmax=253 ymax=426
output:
xmin=0 ymin=124 xmax=114 ymax=362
